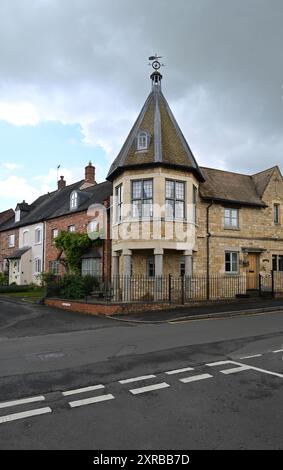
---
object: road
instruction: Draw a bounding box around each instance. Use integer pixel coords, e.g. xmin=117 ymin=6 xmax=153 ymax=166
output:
xmin=0 ymin=298 xmax=283 ymax=449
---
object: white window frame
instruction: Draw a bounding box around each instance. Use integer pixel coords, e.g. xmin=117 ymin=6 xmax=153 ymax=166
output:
xmin=68 ymin=225 xmax=76 ymax=233
xmin=137 ymin=131 xmax=149 ymax=151
xmin=224 ymin=208 xmax=239 ymax=229
xmin=22 ymin=230 xmax=29 ymax=246
xmin=115 ymin=184 xmax=123 ymax=223
xmin=35 ymin=227 xmax=42 ymax=245
xmin=82 ymin=258 xmax=102 ymax=277
xmin=51 ymin=228 xmax=58 ymax=240
xmin=8 ymin=234 xmax=15 ymax=248
xmin=14 ymin=260 xmax=20 ymax=275
xmin=165 ymin=179 xmax=186 ymax=220
xmin=15 ymin=210 xmax=20 ymax=222
xmin=132 ymin=179 xmax=153 ymax=219
xmin=225 ymin=251 xmax=239 ymax=274
xmin=49 ymin=260 xmax=59 ymax=275
xmin=34 ymin=258 xmax=42 ymax=274
xmin=70 ymin=191 xmax=78 ymax=210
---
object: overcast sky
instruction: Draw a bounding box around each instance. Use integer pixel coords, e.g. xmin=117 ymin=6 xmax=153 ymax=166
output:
xmin=0 ymin=0 xmax=282 ymax=211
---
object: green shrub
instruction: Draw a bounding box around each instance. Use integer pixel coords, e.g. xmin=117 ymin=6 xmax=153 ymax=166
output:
xmin=46 ymin=274 xmax=99 ymax=299
xmin=0 ymin=273 xmax=8 ymax=286
xmin=0 ymin=285 xmax=37 ymax=293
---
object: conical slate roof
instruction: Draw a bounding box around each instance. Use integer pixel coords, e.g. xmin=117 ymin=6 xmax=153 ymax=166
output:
xmin=107 ymin=73 xmax=204 ymax=182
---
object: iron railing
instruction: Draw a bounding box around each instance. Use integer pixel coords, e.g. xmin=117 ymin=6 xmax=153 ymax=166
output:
xmin=46 ymin=273 xmax=253 ymax=304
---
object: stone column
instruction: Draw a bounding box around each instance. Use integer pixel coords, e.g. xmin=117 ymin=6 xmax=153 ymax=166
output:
xmin=154 ymin=248 xmax=164 ymax=301
xmin=112 ymin=252 xmax=120 ymax=301
xmin=123 ymin=249 xmax=132 ymax=302
xmin=154 ymin=248 xmax=164 ymax=276
xmin=112 ymin=252 xmax=120 ymax=277
xmin=184 ymin=250 xmax=193 ymax=303
xmin=184 ymin=250 xmax=193 ymax=276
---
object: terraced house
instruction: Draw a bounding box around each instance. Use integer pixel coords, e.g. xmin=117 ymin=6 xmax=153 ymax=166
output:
xmin=0 ymin=163 xmax=112 ymax=285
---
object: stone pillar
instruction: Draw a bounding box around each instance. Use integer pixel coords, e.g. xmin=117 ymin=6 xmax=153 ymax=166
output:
xmin=154 ymin=248 xmax=164 ymax=301
xmin=184 ymin=250 xmax=193 ymax=303
xmin=184 ymin=250 xmax=193 ymax=276
xmin=154 ymin=248 xmax=164 ymax=277
xmin=112 ymin=252 xmax=120 ymax=301
xmin=112 ymin=252 xmax=120 ymax=277
xmin=123 ymin=249 xmax=132 ymax=301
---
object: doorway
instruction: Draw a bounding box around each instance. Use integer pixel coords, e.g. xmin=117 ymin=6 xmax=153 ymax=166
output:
xmin=246 ymin=253 xmax=259 ymax=289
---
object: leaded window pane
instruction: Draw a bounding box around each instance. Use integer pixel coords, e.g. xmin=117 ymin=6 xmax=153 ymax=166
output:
xmin=166 ymin=180 xmax=174 ymax=199
xmin=142 ymin=200 xmax=153 ymax=218
xmin=143 ymin=180 xmax=153 ymax=198
xmin=132 ymin=181 xmax=142 ymax=199
xmin=176 ymin=182 xmax=185 ymax=200
xmin=165 ymin=200 xmax=174 ymax=218
xmin=132 ymin=179 xmax=153 ymax=218
xmin=175 ymin=201 xmax=185 ymax=219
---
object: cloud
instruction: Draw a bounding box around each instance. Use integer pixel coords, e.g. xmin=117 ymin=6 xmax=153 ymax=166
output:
xmin=3 ymin=162 xmax=23 ymax=171
xmin=0 ymin=101 xmax=39 ymax=126
xmin=0 ymin=0 xmax=282 ymax=174
xmin=0 ymin=175 xmax=41 ymax=207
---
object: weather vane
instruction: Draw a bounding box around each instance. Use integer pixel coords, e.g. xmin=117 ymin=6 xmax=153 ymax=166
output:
xmin=148 ymin=54 xmax=165 ymax=71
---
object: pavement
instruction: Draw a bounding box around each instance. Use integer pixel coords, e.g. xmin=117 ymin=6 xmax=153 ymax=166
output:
xmin=1 ymin=297 xmax=283 ymax=449
xmin=111 ymin=297 xmax=283 ymax=322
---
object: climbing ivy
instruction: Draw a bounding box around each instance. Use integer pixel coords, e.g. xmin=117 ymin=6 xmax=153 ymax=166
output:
xmin=54 ymin=231 xmax=93 ymax=273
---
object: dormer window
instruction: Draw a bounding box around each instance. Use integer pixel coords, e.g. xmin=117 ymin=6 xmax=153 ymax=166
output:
xmin=70 ymin=191 xmax=78 ymax=210
xmin=15 ymin=210 xmax=20 ymax=223
xmin=137 ymin=131 xmax=149 ymax=151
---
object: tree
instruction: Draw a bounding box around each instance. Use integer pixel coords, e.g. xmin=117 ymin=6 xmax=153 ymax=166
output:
xmin=54 ymin=231 xmax=93 ymax=273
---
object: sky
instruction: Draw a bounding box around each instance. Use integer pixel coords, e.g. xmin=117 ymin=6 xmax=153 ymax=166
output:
xmin=0 ymin=0 xmax=282 ymax=211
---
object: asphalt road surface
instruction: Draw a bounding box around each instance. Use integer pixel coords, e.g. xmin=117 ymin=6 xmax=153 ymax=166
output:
xmin=0 ymin=298 xmax=283 ymax=449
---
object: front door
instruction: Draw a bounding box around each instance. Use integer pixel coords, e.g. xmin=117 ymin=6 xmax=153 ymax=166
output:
xmin=247 ymin=253 xmax=258 ymax=289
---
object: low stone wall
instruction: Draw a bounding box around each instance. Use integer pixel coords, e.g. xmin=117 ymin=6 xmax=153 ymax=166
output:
xmin=44 ymin=298 xmax=172 ymax=316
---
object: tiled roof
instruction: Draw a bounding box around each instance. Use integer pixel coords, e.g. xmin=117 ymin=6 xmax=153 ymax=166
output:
xmin=252 ymin=167 xmax=280 ymax=197
xmin=0 ymin=180 xmax=113 ymax=232
xmin=7 ymin=247 xmax=31 ymax=259
xmin=107 ymin=83 xmax=204 ymax=181
xmin=0 ymin=209 xmax=14 ymax=228
xmin=199 ymin=167 xmax=269 ymax=206
xmin=48 ymin=181 xmax=113 ymax=219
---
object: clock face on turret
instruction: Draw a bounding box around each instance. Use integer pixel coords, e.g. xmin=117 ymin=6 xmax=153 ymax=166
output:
xmin=152 ymin=60 xmax=161 ymax=70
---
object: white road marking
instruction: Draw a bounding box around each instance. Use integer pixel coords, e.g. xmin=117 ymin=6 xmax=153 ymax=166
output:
xmin=62 ymin=385 xmax=105 ymax=396
xmin=237 ymin=363 xmax=283 ymax=379
xmin=206 ymin=360 xmax=231 ymax=367
xmin=129 ymin=382 xmax=170 ymax=395
xmin=69 ymin=394 xmax=114 ymax=408
xmin=208 ymin=359 xmax=283 ymax=379
xmin=272 ymin=349 xmax=283 ymax=354
xmin=0 ymin=407 xmax=52 ymax=424
xmin=180 ymin=373 xmax=213 ymax=383
xmin=165 ymin=367 xmax=194 ymax=375
xmin=239 ymin=354 xmax=262 ymax=360
xmin=0 ymin=395 xmax=45 ymax=410
xmin=119 ymin=375 xmax=156 ymax=384
xmin=220 ymin=365 xmax=252 ymax=375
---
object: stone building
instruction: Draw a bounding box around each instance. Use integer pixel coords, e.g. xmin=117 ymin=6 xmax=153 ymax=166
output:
xmin=107 ymin=67 xmax=283 ymax=286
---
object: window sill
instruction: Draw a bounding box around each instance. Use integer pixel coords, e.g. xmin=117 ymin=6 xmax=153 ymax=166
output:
xmin=224 ymin=226 xmax=240 ymax=231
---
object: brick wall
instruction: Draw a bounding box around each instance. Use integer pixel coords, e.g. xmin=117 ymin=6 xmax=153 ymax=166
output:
xmin=45 ymin=209 xmax=111 ymax=278
xmin=0 ymin=228 xmax=19 ymax=273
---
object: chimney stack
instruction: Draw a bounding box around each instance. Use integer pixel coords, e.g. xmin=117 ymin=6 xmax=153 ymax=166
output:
xmin=58 ymin=175 xmax=66 ymax=190
xmin=85 ymin=161 xmax=96 ymax=185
